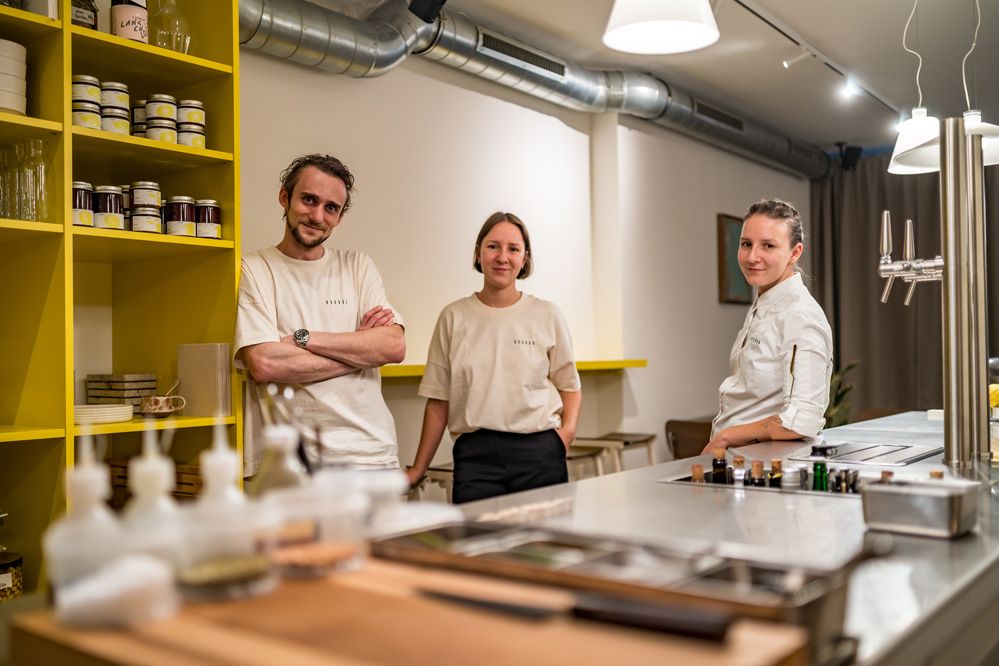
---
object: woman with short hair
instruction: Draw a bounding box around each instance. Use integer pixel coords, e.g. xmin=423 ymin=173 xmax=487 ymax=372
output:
xmin=406 ymin=212 xmax=582 ymax=503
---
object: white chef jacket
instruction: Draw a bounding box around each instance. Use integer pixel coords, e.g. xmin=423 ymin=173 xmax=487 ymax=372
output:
xmin=712 ymin=273 xmax=833 ymax=439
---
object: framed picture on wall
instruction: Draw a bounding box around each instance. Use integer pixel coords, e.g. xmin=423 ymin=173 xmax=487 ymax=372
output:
xmin=717 ymin=213 xmax=753 ymax=304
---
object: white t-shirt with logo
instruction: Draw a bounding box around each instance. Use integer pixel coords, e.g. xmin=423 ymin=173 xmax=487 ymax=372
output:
xmin=712 ymin=273 xmax=833 ymax=438
xmin=419 ymin=293 xmax=581 ymax=437
xmin=235 ymin=246 xmax=403 ymax=473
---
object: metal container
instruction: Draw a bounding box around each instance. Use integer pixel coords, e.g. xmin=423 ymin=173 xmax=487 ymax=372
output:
xmin=862 ymin=478 xmax=981 ymax=538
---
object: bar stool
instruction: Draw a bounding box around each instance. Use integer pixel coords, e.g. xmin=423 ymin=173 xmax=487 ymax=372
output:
xmin=575 ymin=432 xmax=657 ymax=470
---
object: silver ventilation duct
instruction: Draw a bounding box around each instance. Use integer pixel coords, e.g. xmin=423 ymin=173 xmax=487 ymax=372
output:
xmin=239 ymin=0 xmax=831 ymax=180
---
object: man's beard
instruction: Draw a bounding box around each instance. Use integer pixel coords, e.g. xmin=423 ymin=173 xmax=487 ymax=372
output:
xmin=285 ymin=212 xmax=329 ymax=248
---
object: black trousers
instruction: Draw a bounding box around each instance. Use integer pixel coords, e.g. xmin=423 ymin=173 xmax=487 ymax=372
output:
xmin=452 ymin=428 xmax=568 ymax=504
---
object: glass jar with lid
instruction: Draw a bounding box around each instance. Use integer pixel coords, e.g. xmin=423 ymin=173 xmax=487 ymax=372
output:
xmin=94 ymin=186 xmax=125 ymax=229
xmin=145 ymin=94 xmax=177 ymax=122
xmin=131 ymin=181 xmax=161 ymax=208
xmin=165 ymin=196 xmax=195 ymax=236
xmin=100 ymin=81 xmax=129 ymax=112
xmin=195 ymin=199 xmax=221 ymax=238
xmin=101 ymin=108 xmax=130 ymax=135
xmin=130 ymin=206 xmax=162 ymax=234
xmin=146 ymin=119 xmax=177 ymax=144
xmin=71 ymin=75 xmax=101 ymax=103
xmin=177 ymin=100 xmax=205 ymax=125
xmin=71 ymin=100 xmax=101 ymax=129
xmin=178 ymin=123 xmax=205 ymax=149
xmin=0 ymin=512 xmax=23 ymax=603
xmin=72 ymin=181 xmax=94 ymax=227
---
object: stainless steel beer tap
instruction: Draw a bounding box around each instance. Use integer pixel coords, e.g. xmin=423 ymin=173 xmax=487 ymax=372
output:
xmin=877 ymin=211 xmax=944 ymax=306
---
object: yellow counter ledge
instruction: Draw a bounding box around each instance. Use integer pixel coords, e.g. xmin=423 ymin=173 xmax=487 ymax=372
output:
xmin=381 ymin=359 xmax=648 ymax=378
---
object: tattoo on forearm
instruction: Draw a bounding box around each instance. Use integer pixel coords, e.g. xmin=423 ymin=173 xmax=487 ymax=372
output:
xmin=762 ymin=416 xmax=782 ymax=434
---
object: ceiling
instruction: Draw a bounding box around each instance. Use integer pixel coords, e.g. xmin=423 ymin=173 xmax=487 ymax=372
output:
xmin=425 ymin=0 xmax=997 ymax=152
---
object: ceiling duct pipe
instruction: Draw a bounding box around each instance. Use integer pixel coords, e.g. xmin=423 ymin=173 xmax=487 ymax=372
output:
xmin=239 ymin=0 xmax=830 ymax=180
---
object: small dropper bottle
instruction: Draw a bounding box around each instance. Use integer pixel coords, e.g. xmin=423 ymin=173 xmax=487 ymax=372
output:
xmin=247 ymin=424 xmax=308 ymax=498
xmin=43 ymin=433 xmax=122 ymax=590
xmin=121 ymin=424 xmax=182 ymax=567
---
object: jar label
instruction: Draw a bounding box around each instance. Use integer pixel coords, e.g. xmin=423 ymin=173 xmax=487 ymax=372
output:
xmin=71 ymin=7 xmax=97 ymax=27
xmin=101 ymin=90 xmax=129 ymax=110
xmin=146 ymin=102 xmax=177 ymax=120
xmin=71 ymin=84 xmax=100 ymax=103
xmin=95 ymin=213 xmax=125 ymax=229
xmin=112 ymin=6 xmax=148 ymax=43
xmin=178 ymin=109 xmax=206 ymax=124
xmin=72 ymin=111 xmax=101 ymax=130
xmin=179 ymin=132 xmax=206 ymax=149
xmin=133 ymin=190 xmax=161 ymax=207
xmin=101 ymin=117 xmax=131 ymax=134
xmin=167 ymin=221 xmax=195 ymax=236
xmin=132 ymin=216 xmax=162 ymax=233
xmin=73 ymin=209 xmax=94 ymax=227
xmin=196 ymin=222 xmax=221 ymax=239
xmin=0 ymin=572 xmax=10 ymax=590
xmin=149 ymin=128 xmax=177 ymax=144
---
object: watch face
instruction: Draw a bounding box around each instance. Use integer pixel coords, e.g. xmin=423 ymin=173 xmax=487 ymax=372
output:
xmin=294 ymin=329 xmax=309 ymax=346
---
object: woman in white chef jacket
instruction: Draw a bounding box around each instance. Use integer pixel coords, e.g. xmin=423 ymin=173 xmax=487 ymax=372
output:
xmin=406 ymin=212 xmax=582 ymax=503
xmin=703 ymin=199 xmax=833 ymax=454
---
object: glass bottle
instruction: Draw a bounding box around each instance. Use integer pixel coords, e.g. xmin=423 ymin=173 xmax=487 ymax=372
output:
xmin=732 ymin=456 xmax=747 ymax=485
xmin=16 ymin=139 xmax=48 ymax=222
xmin=812 ymin=461 xmax=828 ymax=491
xmin=750 ymin=460 xmax=767 ymax=487
xmin=247 ymin=424 xmax=309 ymax=498
xmin=880 ymin=470 xmax=895 ymax=483
xmin=711 ymin=447 xmax=728 ymax=485
xmin=0 ymin=147 xmax=13 ymax=219
xmin=149 ymin=0 xmax=190 ymax=54
xmin=768 ymin=459 xmax=782 ymax=488
xmin=71 ymin=0 xmax=98 ymax=29
xmin=690 ymin=463 xmax=706 ymax=484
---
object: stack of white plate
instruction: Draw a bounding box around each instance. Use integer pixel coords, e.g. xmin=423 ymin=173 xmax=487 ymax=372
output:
xmin=0 ymin=38 xmax=27 ymax=116
xmin=74 ymin=404 xmax=134 ymax=425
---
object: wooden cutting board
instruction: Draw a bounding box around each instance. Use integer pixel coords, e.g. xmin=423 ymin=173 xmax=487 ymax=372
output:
xmin=10 ymin=561 xmax=807 ymax=666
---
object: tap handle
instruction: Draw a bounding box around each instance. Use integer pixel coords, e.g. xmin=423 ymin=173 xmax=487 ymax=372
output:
xmin=880 ymin=275 xmax=895 ymax=303
xmin=880 ymin=210 xmax=893 ymax=257
xmin=903 ymin=218 xmax=915 ymax=261
xmin=903 ymin=279 xmax=917 ymax=306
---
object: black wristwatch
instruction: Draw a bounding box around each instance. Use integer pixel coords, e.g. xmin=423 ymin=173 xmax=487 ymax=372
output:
xmin=293 ymin=328 xmax=310 ymax=348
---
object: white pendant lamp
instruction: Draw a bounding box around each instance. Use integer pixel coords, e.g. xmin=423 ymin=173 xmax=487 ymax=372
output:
xmin=889 ymin=110 xmax=999 ymax=174
xmin=602 ymin=0 xmax=720 ymax=55
xmin=887 ymin=107 xmax=940 ymax=174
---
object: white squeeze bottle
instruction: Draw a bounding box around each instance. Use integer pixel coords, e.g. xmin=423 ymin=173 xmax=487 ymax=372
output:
xmin=43 ymin=434 xmax=122 ymax=591
xmin=120 ymin=425 xmax=182 ymax=567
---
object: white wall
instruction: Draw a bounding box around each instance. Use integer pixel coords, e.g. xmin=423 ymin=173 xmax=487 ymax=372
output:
xmin=238 ymin=49 xmax=812 ymax=470
xmin=614 ymin=117 xmax=811 ymax=452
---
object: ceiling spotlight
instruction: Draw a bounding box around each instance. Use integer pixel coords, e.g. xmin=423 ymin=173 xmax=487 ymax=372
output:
xmin=841 ymin=79 xmax=861 ymax=98
xmin=781 ymin=49 xmax=810 ymax=70
xmin=602 ymin=0 xmax=720 ymax=55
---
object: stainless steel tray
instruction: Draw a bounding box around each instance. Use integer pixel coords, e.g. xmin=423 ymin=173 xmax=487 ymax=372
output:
xmin=373 ymin=522 xmax=878 ymax=663
xmin=862 ymin=478 xmax=981 ymax=538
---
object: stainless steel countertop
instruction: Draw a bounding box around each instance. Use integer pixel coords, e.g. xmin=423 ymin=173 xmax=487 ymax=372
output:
xmin=459 ymin=412 xmax=999 ymax=665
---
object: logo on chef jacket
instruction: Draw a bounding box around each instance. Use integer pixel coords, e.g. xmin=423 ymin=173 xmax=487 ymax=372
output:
xmin=514 ymin=338 xmax=537 ymax=346
xmin=325 ymin=298 xmax=349 ymax=305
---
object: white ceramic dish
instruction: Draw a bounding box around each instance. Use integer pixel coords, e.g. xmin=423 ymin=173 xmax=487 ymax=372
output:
xmin=0 ymin=72 xmax=26 ymax=95
xmin=0 ymin=90 xmax=25 ymax=115
xmin=0 ymin=56 xmax=26 ymax=80
xmin=74 ymin=404 xmax=134 ymax=425
xmin=0 ymin=39 xmax=26 ymax=63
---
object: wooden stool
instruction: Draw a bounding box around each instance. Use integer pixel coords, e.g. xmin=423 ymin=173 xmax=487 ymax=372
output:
xmin=566 ymin=444 xmax=607 ymax=479
xmin=575 ymin=432 xmax=657 ymax=470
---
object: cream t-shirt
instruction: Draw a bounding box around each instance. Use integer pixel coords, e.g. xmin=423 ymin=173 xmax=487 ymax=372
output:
xmin=234 ymin=246 xmax=403 ymax=473
xmin=712 ymin=273 xmax=833 ymax=439
xmin=419 ymin=293 xmax=581 ymax=437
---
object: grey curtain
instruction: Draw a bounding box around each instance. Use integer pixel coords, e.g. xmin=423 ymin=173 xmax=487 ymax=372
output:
xmin=810 ymin=153 xmax=999 ymax=419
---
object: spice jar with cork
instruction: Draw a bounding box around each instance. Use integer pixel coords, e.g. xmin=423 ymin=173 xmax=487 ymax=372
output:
xmin=0 ymin=512 xmax=23 ymax=603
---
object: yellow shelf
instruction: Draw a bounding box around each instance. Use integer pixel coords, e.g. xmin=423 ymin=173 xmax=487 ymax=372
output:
xmin=71 ymin=26 xmax=231 ymax=89
xmin=72 ymin=126 xmax=232 ymax=182
xmin=0 ymin=218 xmax=63 ymax=243
xmin=0 ymin=425 xmax=65 ymax=443
xmin=0 ymin=112 xmax=62 ymax=143
xmin=73 ymin=415 xmax=236 ymax=436
xmin=0 ymin=5 xmax=61 ymax=42
xmin=380 ymin=359 xmax=649 ymax=378
xmin=72 ymin=225 xmax=233 ymax=262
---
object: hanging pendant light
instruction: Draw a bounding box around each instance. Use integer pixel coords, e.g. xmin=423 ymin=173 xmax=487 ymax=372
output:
xmin=888 ymin=107 xmax=940 ymax=174
xmin=602 ymin=0 xmax=720 ymax=55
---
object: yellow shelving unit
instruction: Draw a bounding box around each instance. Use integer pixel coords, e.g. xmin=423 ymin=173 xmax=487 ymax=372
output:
xmin=0 ymin=1 xmax=241 ymax=598
xmin=380 ymin=359 xmax=649 ymax=379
